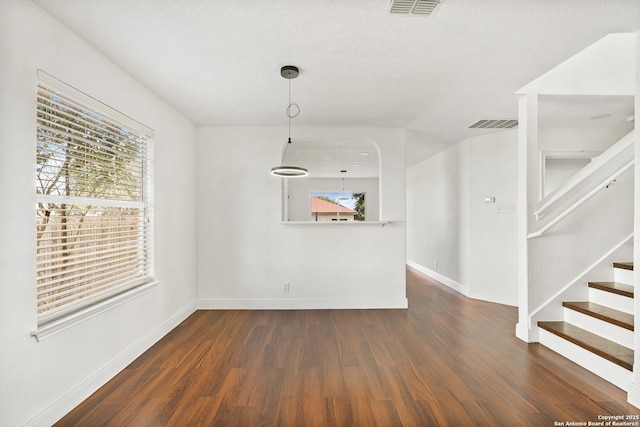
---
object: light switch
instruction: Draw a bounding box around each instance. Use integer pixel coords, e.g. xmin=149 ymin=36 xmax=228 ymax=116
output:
xmin=498 ymin=204 xmax=515 ymax=213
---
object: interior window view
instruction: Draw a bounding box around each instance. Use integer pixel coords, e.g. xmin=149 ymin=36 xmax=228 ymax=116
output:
xmin=283 ymin=138 xmax=380 ymax=222
xmin=3 ymin=1 xmax=640 ymax=426
xmin=311 ymin=192 xmax=365 ymax=221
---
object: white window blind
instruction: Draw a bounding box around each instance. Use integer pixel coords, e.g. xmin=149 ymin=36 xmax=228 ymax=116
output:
xmin=35 ymin=70 xmax=154 ymax=326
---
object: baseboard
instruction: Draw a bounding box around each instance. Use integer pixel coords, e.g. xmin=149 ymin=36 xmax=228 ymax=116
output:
xmin=469 ymin=289 xmax=517 ymax=307
xmin=25 ymin=302 xmax=197 ymax=427
xmin=197 ymin=298 xmax=408 ymax=310
xmin=406 ymin=259 xmax=470 ymax=297
xmin=515 ymin=322 xmax=534 ymax=342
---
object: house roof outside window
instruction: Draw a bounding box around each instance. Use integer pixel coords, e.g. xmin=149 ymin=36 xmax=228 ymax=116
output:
xmin=311 ymin=197 xmax=356 ymax=214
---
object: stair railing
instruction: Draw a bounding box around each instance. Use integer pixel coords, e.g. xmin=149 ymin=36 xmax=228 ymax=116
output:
xmin=528 ymin=130 xmax=634 ymax=239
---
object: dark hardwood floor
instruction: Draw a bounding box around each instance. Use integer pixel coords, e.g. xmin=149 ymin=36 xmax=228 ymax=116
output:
xmin=56 ymin=267 xmax=639 ymax=426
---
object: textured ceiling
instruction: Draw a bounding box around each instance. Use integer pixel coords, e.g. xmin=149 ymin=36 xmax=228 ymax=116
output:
xmin=33 ymin=0 xmax=640 ymax=165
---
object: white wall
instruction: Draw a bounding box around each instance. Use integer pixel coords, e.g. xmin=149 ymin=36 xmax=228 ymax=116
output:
xmin=544 ymin=157 xmax=592 ymax=196
xmin=518 ymin=33 xmax=636 ymax=95
xmin=628 ymin=28 xmax=640 ymax=409
xmin=406 ymin=143 xmax=463 ymax=284
xmin=406 ymin=131 xmax=518 ymax=306
xmin=465 ymin=132 xmax=518 ymax=305
xmin=287 ymin=177 xmax=379 ymax=222
xmin=539 ymin=128 xmax=632 ymax=153
xmin=197 ymin=126 xmax=406 ymax=309
xmin=0 ymin=2 xmax=198 ymax=425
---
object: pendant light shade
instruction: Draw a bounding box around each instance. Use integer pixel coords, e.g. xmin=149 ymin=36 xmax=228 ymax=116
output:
xmin=270 ymin=165 xmax=309 ymax=177
xmin=271 ymin=65 xmax=308 ymax=178
xmin=271 ymin=138 xmax=309 ymax=177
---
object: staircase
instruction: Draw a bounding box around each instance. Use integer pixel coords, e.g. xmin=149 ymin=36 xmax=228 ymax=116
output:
xmin=538 ymin=262 xmax=634 ymax=390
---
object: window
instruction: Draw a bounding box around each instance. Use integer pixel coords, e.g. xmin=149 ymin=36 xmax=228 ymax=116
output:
xmin=311 ymin=192 xmax=365 ymax=222
xmin=35 ymin=71 xmax=154 ymax=326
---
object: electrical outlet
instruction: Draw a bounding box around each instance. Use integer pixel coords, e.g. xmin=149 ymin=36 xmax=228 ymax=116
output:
xmin=283 ymin=283 xmax=290 ymax=293
xmin=434 ymin=262 xmax=438 ymax=270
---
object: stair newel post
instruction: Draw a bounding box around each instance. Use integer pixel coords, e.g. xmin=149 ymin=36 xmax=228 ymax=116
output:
xmin=516 ymin=93 xmax=540 ymax=343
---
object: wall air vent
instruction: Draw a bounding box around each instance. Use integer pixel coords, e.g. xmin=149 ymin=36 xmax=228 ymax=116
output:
xmin=387 ymin=0 xmax=444 ymax=15
xmin=468 ymin=119 xmax=519 ymax=129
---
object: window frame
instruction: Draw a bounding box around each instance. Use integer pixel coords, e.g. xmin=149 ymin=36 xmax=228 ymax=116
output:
xmin=33 ymin=70 xmax=156 ymax=340
xmin=310 ymin=192 xmax=366 ymax=222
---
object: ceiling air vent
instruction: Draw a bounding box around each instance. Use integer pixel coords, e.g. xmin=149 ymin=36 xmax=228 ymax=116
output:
xmin=468 ymin=119 xmax=519 ymax=129
xmin=387 ymin=0 xmax=444 ymax=15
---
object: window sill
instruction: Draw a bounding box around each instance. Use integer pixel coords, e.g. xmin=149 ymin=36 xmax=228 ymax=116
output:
xmin=31 ymin=280 xmax=159 ymax=342
xmin=280 ymin=221 xmax=390 ymax=227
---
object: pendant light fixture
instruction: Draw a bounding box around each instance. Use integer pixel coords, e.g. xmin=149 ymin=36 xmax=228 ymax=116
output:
xmin=271 ymin=65 xmax=309 ymax=178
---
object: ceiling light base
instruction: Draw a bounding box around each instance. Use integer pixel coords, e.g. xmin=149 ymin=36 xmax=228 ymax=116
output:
xmin=281 ymin=65 xmax=299 ymax=79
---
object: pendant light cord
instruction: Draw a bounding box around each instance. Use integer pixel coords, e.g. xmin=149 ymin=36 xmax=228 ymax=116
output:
xmin=281 ymin=75 xmax=300 ymax=165
xmin=288 ymin=77 xmax=291 ymax=142
xmin=280 ymin=78 xmax=292 ymax=166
